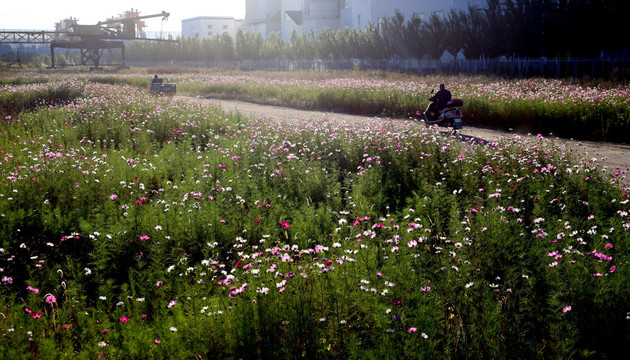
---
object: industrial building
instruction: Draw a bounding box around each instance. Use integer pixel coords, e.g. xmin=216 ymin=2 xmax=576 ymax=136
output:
xmin=244 ymin=0 xmax=487 ymax=40
xmin=181 ymin=17 xmax=245 ymax=40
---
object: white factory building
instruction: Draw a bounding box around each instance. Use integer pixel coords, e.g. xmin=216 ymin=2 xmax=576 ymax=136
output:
xmin=182 ymin=17 xmax=245 ymax=40
xmin=244 ymin=0 xmax=487 ymax=40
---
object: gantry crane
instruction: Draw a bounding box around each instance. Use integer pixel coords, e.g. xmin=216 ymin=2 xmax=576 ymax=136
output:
xmin=0 ymin=10 xmax=174 ymax=69
xmin=50 ymin=10 xmax=171 ymax=69
xmin=96 ymin=10 xmax=170 ymax=39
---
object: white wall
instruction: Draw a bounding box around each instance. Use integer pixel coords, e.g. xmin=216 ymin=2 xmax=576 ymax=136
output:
xmin=182 ymin=17 xmax=237 ymax=39
xmin=246 ymin=0 xmax=487 ymax=39
xmin=351 ymin=0 xmax=486 ymax=29
xmin=281 ymin=0 xmax=303 ymax=40
xmin=245 ymin=0 xmax=282 ymax=38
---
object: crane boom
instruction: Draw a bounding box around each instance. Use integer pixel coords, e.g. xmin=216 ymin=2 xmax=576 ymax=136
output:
xmin=1 ymin=9 xmax=175 ymax=69
xmin=96 ymin=11 xmax=170 ymax=26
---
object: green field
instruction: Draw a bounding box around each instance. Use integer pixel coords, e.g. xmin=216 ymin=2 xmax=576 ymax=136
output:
xmin=0 ymin=70 xmax=629 ymax=359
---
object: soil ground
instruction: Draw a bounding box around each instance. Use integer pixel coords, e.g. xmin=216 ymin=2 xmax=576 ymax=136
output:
xmin=177 ymin=96 xmax=630 ymax=178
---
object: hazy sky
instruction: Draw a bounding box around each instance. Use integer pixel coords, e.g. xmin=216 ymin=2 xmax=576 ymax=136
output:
xmin=0 ymin=0 xmax=246 ymax=32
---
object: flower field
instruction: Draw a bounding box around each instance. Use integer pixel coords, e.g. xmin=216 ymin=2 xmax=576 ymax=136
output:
xmin=1 ymin=74 xmax=629 ymax=359
xmin=84 ymin=71 xmax=630 ymax=143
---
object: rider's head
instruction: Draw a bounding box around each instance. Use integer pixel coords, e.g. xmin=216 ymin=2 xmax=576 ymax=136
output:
xmin=439 ymin=84 xmax=445 ymax=90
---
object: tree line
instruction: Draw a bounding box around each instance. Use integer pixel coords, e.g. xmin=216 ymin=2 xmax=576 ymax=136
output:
xmin=125 ymin=0 xmax=629 ymax=62
xmin=3 ymin=0 xmax=626 ymax=67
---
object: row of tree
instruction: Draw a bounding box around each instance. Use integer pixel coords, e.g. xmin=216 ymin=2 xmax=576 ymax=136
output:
xmin=124 ymin=0 xmax=628 ymax=62
xmin=3 ymin=0 xmax=626 ymax=66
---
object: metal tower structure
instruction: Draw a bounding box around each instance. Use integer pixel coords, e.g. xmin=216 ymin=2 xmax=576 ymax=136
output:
xmin=0 ymin=10 xmax=173 ymax=69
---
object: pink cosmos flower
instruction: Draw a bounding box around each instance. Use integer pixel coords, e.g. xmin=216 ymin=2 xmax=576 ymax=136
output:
xmin=109 ymin=194 xmax=118 ymax=200
xmin=119 ymin=316 xmax=130 ymax=324
xmin=31 ymin=312 xmax=42 ymax=319
xmin=45 ymin=294 xmax=56 ymax=305
xmin=281 ymin=221 xmax=290 ymax=229
xmin=408 ymin=327 xmax=417 ymax=333
xmin=562 ymin=305 xmax=572 ymax=313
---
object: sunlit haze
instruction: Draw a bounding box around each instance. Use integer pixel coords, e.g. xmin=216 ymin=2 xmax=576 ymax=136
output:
xmin=0 ymin=0 xmax=246 ymax=33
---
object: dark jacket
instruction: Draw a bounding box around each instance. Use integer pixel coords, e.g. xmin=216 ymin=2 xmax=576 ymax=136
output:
xmin=430 ymin=89 xmax=452 ymax=110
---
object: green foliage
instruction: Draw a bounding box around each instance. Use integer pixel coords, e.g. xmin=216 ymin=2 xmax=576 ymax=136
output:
xmin=0 ymin=80 xmax=84 ymax=119
xmin=123 ymin=2 xmax=630 ymax=65
xmin=0 ymin=74 xmax=629 ymax=359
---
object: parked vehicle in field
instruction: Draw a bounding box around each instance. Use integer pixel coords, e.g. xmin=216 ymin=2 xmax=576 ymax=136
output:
xmin=150 ymin=75 xmax=176 ymax=95
xmin=422 ymin=85 xmax=463 ymax=129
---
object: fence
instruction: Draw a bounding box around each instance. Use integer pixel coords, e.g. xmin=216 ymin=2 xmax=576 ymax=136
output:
xmin=126 ymin=57 xmax=630 ymax=79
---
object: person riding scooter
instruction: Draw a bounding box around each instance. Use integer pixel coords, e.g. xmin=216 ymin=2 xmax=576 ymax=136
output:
xmin=425 ymin=84 xmax=452 ymax=121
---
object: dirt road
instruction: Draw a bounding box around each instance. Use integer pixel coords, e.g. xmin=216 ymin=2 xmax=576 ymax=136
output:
xmin=179 ymin=97 xmax=630 ymax=175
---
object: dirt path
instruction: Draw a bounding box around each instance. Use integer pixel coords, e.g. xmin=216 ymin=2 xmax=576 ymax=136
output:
xmin=178 ymin=97 xmax=630 ymax=175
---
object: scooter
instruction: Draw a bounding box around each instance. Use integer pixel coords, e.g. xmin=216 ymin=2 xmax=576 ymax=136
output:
xmin=422 ymin=92 xmax=464 ymax=130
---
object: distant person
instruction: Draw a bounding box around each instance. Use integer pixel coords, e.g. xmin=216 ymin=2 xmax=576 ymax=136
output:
xmin=152 ymin=74 xmax=160 ymax=84
xmin=430 ymin=83 xmax=452 ymax=111
xmin=425 ymin=83 xmax=452 ymax=120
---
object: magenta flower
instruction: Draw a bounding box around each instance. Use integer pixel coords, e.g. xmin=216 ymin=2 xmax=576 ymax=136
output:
xmin=280 ymin=221 xmax=290 ymax=229
xmin=31 ymin=312 xmax=43 ymax=319
xmin=110 ymin=194 xmax=118 ymax=200
xmin=119 ymin=316 xmax=130 ymax=324
xmin=562 ymin=305 xmax=572 ymax=313
xmin=45 ymin=294 xmax=56 ymax=305
xmin=26 ymin=285 xmax=39 ymax=294
xmin=408 ymin=327 xmax=417 ymax=333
